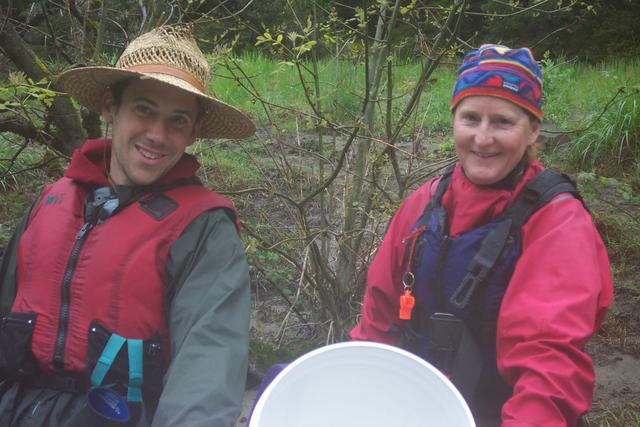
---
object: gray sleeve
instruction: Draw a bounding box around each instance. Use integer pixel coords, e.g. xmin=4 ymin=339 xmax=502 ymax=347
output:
xmin=151 ymin=209 xmax=250 ymax=427
xmin=1 ymin=204 xmax=35 ymax=316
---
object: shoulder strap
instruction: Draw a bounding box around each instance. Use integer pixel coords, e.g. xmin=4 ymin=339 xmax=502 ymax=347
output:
xmin=415 ymin=163 xmax=455 ymax=233
xmin=428 ymin=164 xmax=456 ymax=211
xmin=450 ymin=169 xmax=582 ymax=309
xmin=504 ymin=169 xmax=583 ymax=228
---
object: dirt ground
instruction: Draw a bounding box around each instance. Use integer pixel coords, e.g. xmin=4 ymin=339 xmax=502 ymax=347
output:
xmin=593 ymin=352 xmax=640 ymax=411
xmin=237 ymin=298 xmax=640 ymax=427
xmin=585 ymin=287 xmax=640 ymax=424
xmin=236 ymin=262 xmax=640 ymax=427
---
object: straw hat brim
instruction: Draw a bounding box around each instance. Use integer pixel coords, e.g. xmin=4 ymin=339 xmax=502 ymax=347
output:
xmin=55 ymin=67 xmax=256 ymax=140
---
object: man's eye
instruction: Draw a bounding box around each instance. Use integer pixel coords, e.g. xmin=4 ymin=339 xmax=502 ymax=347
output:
xmin=463 ymin=114 xmax=479 ymax=122
xmin=172 ymin=116 xmax=189 ymax=128
xmin=496 ymin=118 xmax=514 ymax=126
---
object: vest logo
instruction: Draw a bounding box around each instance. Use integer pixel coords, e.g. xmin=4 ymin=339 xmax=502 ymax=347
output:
xmin=139 ymin=194 xmax=179 ymax=221
xmin=45 ymin=193 xmax=64 ymax=205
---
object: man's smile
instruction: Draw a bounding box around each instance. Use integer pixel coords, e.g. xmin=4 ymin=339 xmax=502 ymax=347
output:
xmin=136 ymin=144 xmax=165 ymax=161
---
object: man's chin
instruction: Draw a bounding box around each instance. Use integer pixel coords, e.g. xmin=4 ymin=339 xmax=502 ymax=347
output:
xmin=128 ymin=173 xmax=162 ymax=187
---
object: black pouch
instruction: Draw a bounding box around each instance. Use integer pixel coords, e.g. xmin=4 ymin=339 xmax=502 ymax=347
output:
xmin=0 ymin=312 xmax=37 ymax=376
xmin=427 ymin=312 xmax=483 ymax=400
xmin=86 ymin=321 xmax=164 ymax=414
xmin=426 ymin=312 xmax=465 ymax=373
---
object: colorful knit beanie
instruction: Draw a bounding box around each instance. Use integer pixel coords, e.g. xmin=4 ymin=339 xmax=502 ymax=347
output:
xmin=450 ymin=44 xmax=543 ymax=121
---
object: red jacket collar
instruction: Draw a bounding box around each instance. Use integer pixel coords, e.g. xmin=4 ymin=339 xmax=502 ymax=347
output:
xmin=442 ymin=160 xmax=545 ymax=237
xmin=65 ymin=139 xmax=201 ymax=187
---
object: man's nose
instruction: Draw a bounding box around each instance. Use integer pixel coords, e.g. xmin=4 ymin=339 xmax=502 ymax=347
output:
xmin=145 ymin=119 xmax=168 ymax=142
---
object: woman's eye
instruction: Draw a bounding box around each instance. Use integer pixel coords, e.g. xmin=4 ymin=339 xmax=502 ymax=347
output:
xmin=134 ymin=104 xmax=152 ymax=116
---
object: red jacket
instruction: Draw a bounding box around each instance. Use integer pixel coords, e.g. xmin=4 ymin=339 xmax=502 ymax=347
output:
xmin=351 ymin=161 xmax=613 ymax=427
xmin=12 ymin=139 xmax=237 ymax=375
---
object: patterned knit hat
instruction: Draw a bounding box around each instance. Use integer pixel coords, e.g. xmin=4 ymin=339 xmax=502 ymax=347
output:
xmin=450 ymin=44 xmax=543 ymax=121
xmin=55 ymin=25 xmax=255 ymax=139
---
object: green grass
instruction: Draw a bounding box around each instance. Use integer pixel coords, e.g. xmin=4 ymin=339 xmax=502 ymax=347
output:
xmin=542 ymin=58 xmax=640 ymax=177
xmin=208 ymin=53 xmax=456 ymax=135
xmin=585 ymin=401 xmax=640 ymax=427
xmin=570 ymin=95 xmax=640 ymax=175
xmin=190 ymin=140 xmax=263 ymax=189
xmin=542 ymin=57 xmax=640 ymax=128
xmin=209 ymin=53 xmax=640 ymax=177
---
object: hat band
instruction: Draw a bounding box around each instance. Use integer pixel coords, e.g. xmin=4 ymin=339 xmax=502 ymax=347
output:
xmin=125 ymin=64 xmax=205 ymax=93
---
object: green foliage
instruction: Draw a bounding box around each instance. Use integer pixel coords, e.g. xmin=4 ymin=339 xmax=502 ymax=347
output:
xmin=191 ymin=141 xmax=262 ymax=188
xmin=0 ymin=191 xmax=28 ymax=244
xmin=576 ymin=172 xmax=640 ymax=265
xmin=246 ymin=238 xmax=294 ymax=295
xmin=211 ymin=53 xmax=456 ymax=135
xmin=540 ymin=54 xmax=578 ymax=123
xmin=541 ymin=57 xmax=640 ymax=176
xmin=0 ymin=137 xmax=52 ymax=246
xmin=0 ymin=73 xmax=57 ymax=111
xmin=0 ymin=136 xmax=49 ymax=189
xmin=438 ymin=136 xmax=456 ymax=156
xmin=570 ymin=92 xmax=640 ymax=174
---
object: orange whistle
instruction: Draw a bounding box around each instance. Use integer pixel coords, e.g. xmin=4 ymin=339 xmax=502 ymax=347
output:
xmin=399 ymin=290 xmax=415 ymax=320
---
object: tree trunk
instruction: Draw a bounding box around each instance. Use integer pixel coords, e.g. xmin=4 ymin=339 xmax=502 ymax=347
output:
xmin=0 ymin=10 xmax=86 ymax=155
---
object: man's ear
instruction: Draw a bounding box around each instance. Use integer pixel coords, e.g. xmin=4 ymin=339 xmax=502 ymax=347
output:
xmin=101 ymin=90 xmax=116 ymax=124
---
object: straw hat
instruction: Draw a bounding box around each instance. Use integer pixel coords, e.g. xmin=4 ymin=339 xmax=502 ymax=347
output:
xmin=55 ymin=25 xmax=255 ymax=139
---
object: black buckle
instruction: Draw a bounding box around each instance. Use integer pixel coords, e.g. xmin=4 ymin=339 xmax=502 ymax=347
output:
xmin=449 ymin=255 xmax=491 ymax=309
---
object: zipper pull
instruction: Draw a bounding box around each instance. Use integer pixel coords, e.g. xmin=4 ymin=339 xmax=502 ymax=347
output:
xmin=76 ymin=222 xmax=93 ymax=240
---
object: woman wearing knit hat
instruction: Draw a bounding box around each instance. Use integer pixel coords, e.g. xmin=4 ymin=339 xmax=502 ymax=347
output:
xmin=351 ymin=44 xmax=613 ymax=426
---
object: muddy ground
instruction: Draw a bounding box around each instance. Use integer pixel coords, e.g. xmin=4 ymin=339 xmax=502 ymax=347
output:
xmin=236 ymin=288 xmax=640 ymax=426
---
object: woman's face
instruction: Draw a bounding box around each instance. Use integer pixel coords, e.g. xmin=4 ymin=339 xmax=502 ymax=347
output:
xmin=453 ymin=96 xmax=540 ymax=186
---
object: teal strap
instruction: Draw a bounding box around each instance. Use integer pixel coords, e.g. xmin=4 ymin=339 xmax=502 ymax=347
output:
xmin=127 ymin=339 xmax=143 ymax=402
xmin=91 ymin=334 xmax=126 ymax=387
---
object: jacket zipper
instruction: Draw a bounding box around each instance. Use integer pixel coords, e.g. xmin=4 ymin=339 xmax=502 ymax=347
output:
xmin=53 ymin=222 xmax=94 ymax=370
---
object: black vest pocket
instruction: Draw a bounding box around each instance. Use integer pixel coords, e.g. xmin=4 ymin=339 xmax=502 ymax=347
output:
xmin=0 ymin=312 xmax=37 ymax=375
xmin=86 ymin=320 xmax=164 ymax=414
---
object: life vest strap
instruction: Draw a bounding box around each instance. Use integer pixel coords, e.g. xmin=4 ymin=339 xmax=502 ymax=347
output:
xmin=127 ymin=339 xmax=143 ymax=402
xmin=90 ymin=333 xmax=144 ymax=403
xmin=90 ymin=333 xmax=126 ymax=388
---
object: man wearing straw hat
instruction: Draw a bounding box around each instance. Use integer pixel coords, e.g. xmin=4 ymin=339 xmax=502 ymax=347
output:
xmin=0 ymin=25 xmax=254 ymax=426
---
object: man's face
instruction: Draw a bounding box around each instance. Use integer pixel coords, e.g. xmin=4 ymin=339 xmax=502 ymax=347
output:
xmin=101 ymin=78 xmax=201 ymax=187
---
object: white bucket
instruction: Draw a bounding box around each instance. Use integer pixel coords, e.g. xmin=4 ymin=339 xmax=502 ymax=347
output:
xmin=249 ymin=341 xmax=476 ymax=427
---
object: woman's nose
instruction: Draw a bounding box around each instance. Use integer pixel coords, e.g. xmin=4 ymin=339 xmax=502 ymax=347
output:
xmin=474 ymin=121 xmax=493 ymax=146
